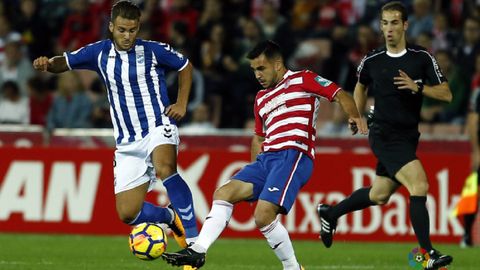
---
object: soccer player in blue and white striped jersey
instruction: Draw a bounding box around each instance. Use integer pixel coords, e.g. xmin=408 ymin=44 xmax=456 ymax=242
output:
xmin=33 ymin=0 xmax=199 ymax=250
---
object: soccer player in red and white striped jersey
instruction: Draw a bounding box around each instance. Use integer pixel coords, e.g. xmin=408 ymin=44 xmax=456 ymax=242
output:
xmin=162 ymin=40 xmax=366 ymax=269
xmin=254 ymin=68 xmax=347 ymax=158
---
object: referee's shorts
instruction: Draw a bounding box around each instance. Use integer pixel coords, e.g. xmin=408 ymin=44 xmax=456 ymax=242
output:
xmin=368 ymin=124 xmax=420 ymax=181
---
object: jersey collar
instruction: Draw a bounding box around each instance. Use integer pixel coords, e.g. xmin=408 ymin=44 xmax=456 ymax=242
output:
xmin=112 ymin=39 xmax=138 ymax=53
xmin=386 ymin=48 xmax=407 ymax=58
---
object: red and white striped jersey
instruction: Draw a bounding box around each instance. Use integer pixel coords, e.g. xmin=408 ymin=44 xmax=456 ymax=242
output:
xmin=254 ymin=70 xmax=340 ymax=159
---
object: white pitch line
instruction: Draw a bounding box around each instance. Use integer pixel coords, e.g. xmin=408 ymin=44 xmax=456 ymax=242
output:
xmin=0 ymin=261 xmax=53 ymax=265
xmin=205 ymin=264 xmax=407 ymax=270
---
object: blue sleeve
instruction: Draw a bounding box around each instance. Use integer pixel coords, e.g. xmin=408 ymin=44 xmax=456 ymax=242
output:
xmin=149 ymin=41 xmax=188 ymax=70
xmin=64 ymin=41 xmax=103 ymax=71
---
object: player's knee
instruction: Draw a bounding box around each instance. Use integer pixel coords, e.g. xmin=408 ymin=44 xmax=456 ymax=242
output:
xmin=155 ymin=164 xmax=177 ymax=180
xmin=253 ymin=208 xmax=276 ymax=228
xmin=116 ymin=204 xmax=141 ymax=224
xmin=213 ymin=186 xmax=234 ymax=202
xmin=410 ymin=181 xmax=429 ymax=196
xmin=370 ymin=192 xmax=391 ymax=205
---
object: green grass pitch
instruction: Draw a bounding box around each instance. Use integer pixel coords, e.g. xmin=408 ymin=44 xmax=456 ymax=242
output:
xmin=0 ymin=233 xmax=476 ymax=269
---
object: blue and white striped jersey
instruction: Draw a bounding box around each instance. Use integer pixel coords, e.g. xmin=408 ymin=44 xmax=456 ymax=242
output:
xmin=64 ymin=39 xmax=188 ymax=145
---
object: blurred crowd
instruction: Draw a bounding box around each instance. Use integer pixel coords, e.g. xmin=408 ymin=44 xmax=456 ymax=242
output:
xmin=0 ymin=0 xmax=479 ymax=136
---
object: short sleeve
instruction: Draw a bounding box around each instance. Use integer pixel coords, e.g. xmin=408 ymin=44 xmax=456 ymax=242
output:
xmin=423 ymin=51 xmax=447 ymax=85
xmin=302 ymin=71 xmax=340 ymax=102
xmin=64 ymin=41 xmax=103 ymax=71
xmin=357 ymin=55 xmax=371 ymax=86
xmin=149 ymin=41 xmax=188 ymax=71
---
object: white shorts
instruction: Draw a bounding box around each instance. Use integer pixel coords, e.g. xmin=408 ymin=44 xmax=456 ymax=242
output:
xmin=114 ymin=124 xmax=179 ymax=194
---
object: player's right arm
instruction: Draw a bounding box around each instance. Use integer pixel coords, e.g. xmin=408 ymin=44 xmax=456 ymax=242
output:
xmin=251 ymin=135 xmax=264 ymax=162
xmin=33 ymin=56 xmax=69 ymax=73
xmin=466 ymin=112 xmax=479 ymax=170
xmin=251 ymin=92 xmax=265 ymax=161
xmin=467 ymin=92 xmax=480 ymax=170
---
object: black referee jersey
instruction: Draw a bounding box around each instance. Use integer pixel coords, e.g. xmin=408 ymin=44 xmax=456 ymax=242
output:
xmin=357 ymin=44 xmax=447 ymax=129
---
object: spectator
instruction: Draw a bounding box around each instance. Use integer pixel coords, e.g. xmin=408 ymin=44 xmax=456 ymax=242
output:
xmin=28 ymin=76 xmax=52 ymax=126
xmin=0 ymin=81 xmax=29 ymax=124
xmin=344 ymin=24 xmax=378 ymax=91
xmin=415 ymin=31 xmax=433 ymax=52
xmin=0 ymin=14 xmax=21 ymax=66
xmin=453 ymin=17 xmax=480 ymax=86
xmin=151 ymin=0 xmax=199 ymax=41
xmin=196 ymin=0 xmax=225 ymax=42
xmin=88 ymin=78 xmax=111 ymax=129
xmin=431 ymin=13 xmax=456 ymax=53
xmin=57 ymin=0 xmax=100 ymax=53
xmin=200 ymin=23 xmax=242 ymax=127
xmin=256 ymin=0 xmax=294 ymax=58
xmin=168 ymin=20 xmax=199 ymax=64
xmin=290 ymin=0 xmax=317 ymax=32
xmin=180 ymin=103 xmax=216 ymax=133
xmin=407 ymin=0 xmax=434 ymax=41
xmin=314 ymin=0 xmax=338 ymax=32
xmin=238 ymin=17 xmax=265 ymax=55
xmin=47 ymin=71 xmax=92 ymax=130
xmin=0 ymin=34 xmax=35 ymax=96
xmin=13 ymin=0 xmax=53 ymax=60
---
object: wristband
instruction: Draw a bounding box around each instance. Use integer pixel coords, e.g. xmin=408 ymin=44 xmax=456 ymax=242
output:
xmin=416 ymin=82 xmax=424 ymax=94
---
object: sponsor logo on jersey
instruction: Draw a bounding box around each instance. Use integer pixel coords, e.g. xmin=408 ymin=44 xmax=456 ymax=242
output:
xmin=314 ymin=76 xmax=332 ymax=87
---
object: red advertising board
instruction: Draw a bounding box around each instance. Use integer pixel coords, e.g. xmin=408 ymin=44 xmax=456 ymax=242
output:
xmin=0 ymin=147 xmax=471 ymax=243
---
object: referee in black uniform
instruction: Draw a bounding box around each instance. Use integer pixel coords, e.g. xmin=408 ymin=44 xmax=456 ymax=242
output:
xmin=463 ymin=85 xmax=480 ymax=248
xmin=317 ymin=2 xmax=453 ymax=269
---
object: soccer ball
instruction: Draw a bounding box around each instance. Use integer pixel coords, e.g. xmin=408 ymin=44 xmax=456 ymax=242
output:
xmin=129 ymin=222 xmax=168 ymax=260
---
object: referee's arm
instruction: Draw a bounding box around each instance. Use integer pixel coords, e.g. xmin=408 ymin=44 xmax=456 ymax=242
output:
xmin=419 ymin=82 xmax=452 ymax=103
xmin=395 ymin=70 xmax=452 ymax=102
xmin=353 ymin=82 xmax=368 ymax=114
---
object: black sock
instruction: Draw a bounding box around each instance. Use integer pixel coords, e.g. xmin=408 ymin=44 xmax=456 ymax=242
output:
xmin=463 ymin=213 xmax=476 ymax=243
xmin=329 ymin=187 xmax=375 ymax=220
xmin=410 ymin=196 xmax=433 ymax=251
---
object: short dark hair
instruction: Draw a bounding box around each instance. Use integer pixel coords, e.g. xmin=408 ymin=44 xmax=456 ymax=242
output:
xmin=111 ymin=0 xmax=141 ymax=22
xmin=246 ymin=40 xmax=282 ymax=60
xmin=381 ymin=1 xmax=408 ymax=22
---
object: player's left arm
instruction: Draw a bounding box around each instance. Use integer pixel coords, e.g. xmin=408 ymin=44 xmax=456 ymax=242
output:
xmin=165 ymin=61 xmax=193 ymax=120
xmin=152 ymin=41 xmax=193 ymax=120
xmin=467 ymin=91 xmax=480 ymax=170
xmin=334 ymin=90 xmax=368 ymax=135
xmin=419 ymin=81 xmax=452 ymax=102
xmin=394 ymin=70 xmax=452 ymax=102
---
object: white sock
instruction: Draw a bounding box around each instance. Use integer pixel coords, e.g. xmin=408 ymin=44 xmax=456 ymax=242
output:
xmin=186 ymin=237 xmax=198 ymax=245
xmin=260 ymin=217 xmax=299 ymax=270
xmin=191 ymin=200 xmax=233 ymax=253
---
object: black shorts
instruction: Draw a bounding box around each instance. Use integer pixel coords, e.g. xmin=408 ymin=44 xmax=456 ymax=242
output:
xmin=368 ymin=124 xmax=420 ymax=180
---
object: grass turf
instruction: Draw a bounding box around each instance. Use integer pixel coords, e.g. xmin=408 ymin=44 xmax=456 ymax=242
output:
xmin=0 ymin=233 xmax=476 ymax=269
